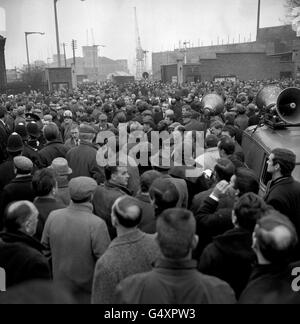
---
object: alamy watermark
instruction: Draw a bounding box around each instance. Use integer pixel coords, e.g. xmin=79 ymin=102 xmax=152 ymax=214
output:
xmin=291 ymin=267 xmax=300 ymax=292
xmin=96 ymin=125 xmax=206 ymax=177
xmin=0 ymin=267 xmax=5 ymax=292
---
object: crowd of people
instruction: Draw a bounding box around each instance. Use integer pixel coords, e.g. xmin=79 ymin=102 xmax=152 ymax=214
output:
xmin=0 ymin=78 xmax=300 ymax=304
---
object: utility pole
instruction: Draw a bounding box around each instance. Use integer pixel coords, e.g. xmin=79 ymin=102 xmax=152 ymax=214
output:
xmin=63 ymin=43 xmax=67 ymax=67
xmin=25 ymin=34 xmax=30 ymax=71
xmin=54 ymin=0 xmax=61 ymax=67
xmin=72 ymin=39 xmax=77 ymax=66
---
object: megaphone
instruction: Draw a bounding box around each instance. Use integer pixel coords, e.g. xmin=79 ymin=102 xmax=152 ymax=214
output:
xmin=201 ymin=93 xmax=224 ymax=116
xmin=256 ymin=85 xmax=300 ymax=125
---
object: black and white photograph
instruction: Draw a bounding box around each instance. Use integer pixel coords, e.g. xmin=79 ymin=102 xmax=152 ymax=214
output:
xmin=0 ymin=0 xmax=300 ymax=308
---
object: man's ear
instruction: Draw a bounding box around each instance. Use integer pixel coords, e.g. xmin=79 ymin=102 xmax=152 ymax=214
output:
xmin=274 ymin=163 xmax=280 ymax=172
xmin=252 ymin=227 xmax=258 ymax=251
xmin=111 ymin=212 xmax=118 ymax=228
xmin=191 ymin=234 xmax=199 ymax=251
xmin=232 ymin=210 xmax=237 ymax=226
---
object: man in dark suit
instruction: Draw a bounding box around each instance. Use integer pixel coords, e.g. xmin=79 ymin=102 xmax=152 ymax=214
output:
xmin=0 ymin=106 xmax=11 ymax=164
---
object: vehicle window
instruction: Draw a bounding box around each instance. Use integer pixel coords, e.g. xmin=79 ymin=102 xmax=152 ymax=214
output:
xmin=242 ymin=134 xmax=265 ymax=177
xmin=261 ymin=154 xmax=272 ymax=187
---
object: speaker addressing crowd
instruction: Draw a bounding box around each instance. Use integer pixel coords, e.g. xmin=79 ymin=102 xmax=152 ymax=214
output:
xmin=0 ymin=77 xmax=300 ymax=304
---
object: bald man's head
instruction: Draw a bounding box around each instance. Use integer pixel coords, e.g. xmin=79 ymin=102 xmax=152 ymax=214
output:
xmin=254 ymin=210 xmax=298 ymax=263
xmin=4 ymin=201 xmax=38 ymax=236
xmin=112 ymin=196 xmax=142 ymax=229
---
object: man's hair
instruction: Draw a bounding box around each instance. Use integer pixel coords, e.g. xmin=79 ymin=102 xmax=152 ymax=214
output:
xmin=218 ymin=136 xmax=235 ymax=156
xmin=157 ymin=208 xmax=196 ymax=259
xmin=32 ymin=169 xmax=56 ymax=197
xmin=214 ymin=158 xmax=235 ymax=182
xmin=271 ymin=148 xmax=296 ymax=177
xmin=43 ymin=123 xmax=60 ymax=141
xmin=4 ymin=201 xmax=37 ymax=232
xmin=234 ymin=193 xmax=269 ymax=232
xmin=254 ymin=210 xmax=298 ymax=263
xmin=140 ymin=170 xmax=161 ymax=193
xmin=112 ymin=196 xmax=142 ymax=228
xmin=104 ymin=163 xmax=122 ymax=181
xmin=166 ymin=115 xmax=175 ymax=123
xmin=205 ymin=135 xmax=219 ymax=149
xmin=149 ymin=178 xmax=179 ymax=212
xmin=222 ymin=125 xmax=236 ymax=138
xmin=210 ymin=121 xmax=224 ymax=130
xmin=235 ymin=168 xmax=259 ymax=196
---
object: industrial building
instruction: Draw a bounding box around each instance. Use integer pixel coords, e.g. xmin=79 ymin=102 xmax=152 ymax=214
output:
xmin=51 ymin=45 xmax=131 ymax=82
xmin=153 ymin=24 xmax=300 ymax=83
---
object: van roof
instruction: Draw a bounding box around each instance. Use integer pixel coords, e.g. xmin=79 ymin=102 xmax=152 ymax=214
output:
xmin=244 ymin=125 xmax=300 ymax=163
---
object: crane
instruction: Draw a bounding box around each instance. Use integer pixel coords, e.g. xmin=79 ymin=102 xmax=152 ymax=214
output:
xmin=134 ymin=7 xmax=146 ymax=80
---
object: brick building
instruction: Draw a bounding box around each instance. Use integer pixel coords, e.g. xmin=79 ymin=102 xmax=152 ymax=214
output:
xmin=154 ymin=25 xmax=300 ymax=82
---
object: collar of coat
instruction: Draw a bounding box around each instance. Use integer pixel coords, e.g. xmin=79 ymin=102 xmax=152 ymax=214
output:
xmin=270 ymin=176 xmax=293 ymax=187
xmin=105 ymin=181 xmax=131 ymax=195
xmin=136 ymin=193 xmax=151 ymax=204
xmin=109 ymin=229 xmax=147 ymax=248
xmin=154 ymin=258 xmax=198 ymax=271
xmin=68 ymin=201 xmax=94 ymax=213
xmin=45 ymin=140 xmax=63 ymax=147
xmin=79 ymin=140 xmax=98 ymax=150
xmin=11 ymin=175 xmax=33 ymax=183
xmin=249 ymin=262 xmax=293 ymax=282
xmin=267 ymin=176 xmax=294 ymax=193
xmin=0 ymin=230 xmax=45 ymax=253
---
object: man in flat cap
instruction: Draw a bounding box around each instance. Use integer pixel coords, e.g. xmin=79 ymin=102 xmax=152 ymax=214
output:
xmin=42 ymin=177 xmax=111 ymax=304
xmin=0 ymin=156 xmax=36 ymax=223
xmin=66 ymin=124 xmax=104 ymax=184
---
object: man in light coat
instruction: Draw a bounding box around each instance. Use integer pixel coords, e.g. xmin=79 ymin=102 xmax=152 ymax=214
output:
xmin=42 ymin=177 xmax=111 ymax=304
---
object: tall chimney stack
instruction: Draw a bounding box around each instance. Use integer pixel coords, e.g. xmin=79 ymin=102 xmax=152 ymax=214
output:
xmin=256 ymin=0 xmax=261 ymax=41
xmin=0 ymin=36 xmax=7 ymax=91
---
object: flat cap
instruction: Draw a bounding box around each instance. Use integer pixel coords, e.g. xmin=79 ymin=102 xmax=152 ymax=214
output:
xmin=13 ymin=156 xmax=33 ymax=171
xmin=79 ymin=123 xmax=96 ymax=134
xmin=69 ymin=177 xmax=98 ymax=201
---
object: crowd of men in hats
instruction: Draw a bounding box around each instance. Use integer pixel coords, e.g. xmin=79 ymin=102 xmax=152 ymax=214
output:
xmin=0 ymin=77 xmax=299 ymax=304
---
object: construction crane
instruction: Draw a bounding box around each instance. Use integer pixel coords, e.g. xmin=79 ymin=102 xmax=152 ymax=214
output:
xmin=134 ymin=7 xmax=146 ymax=80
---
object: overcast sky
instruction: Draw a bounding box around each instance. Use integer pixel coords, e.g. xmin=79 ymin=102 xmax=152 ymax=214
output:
xmin=0 ymin=0 xmax=288 ymax=71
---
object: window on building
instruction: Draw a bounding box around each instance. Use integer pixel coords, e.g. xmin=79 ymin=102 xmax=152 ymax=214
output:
xmin=280 ymin=53 xmax=292 ymax=62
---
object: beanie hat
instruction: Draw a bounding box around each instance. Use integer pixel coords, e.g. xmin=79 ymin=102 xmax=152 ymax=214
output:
xmin=15 ymin=123 xmax=28 ymax=141
xmin=7 ymin=133 xmax=24 ymax=153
